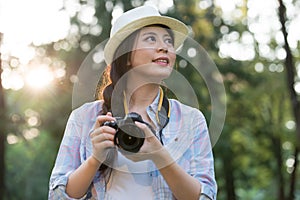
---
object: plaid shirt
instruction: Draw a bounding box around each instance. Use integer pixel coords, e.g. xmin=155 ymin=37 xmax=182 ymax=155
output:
xmin=48 ymin=94 xmax=217 ymax=200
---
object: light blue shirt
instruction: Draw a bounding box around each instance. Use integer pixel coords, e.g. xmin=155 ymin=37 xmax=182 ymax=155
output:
xmin=48 ymin=93 xmax=217 ymax=200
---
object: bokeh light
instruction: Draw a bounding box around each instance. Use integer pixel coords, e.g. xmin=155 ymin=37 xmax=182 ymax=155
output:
xmin=216 ymin=0 xmax=300 ymax=62
xmin=0 ymin=0 xmax=71 ymax=91
xmin=25 ymin=65 xmax=54 ymax=90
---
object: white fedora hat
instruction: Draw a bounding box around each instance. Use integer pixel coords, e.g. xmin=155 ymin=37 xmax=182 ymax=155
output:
xmin=104 ymin=5 xmax=189 ymax=65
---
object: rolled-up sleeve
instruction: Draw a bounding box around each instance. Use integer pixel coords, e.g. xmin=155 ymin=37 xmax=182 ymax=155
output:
xmin=190 ymin=110 xmax=217 ymax=200
xmin=48 ymin=111 xmax=83 ymax=199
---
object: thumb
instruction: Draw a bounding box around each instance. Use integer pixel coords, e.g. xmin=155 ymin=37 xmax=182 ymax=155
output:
xmin=106 ymin=112 xmax=112 ymax=117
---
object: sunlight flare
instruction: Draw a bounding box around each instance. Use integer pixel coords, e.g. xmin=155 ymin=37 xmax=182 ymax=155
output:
xmin=25 ymin=65 xmax=54 ymax=89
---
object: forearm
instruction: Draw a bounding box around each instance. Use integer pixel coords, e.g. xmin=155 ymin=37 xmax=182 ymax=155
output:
xmin=153 ymin=149 xmax=201 ymax=200
xmin=66 ymin=156 xmax=100 ymax=198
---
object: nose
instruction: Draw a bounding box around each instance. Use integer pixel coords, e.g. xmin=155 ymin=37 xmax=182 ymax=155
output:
xmin=156 ymin=38 xmax=169 ymax=53
xmin=157 ymin=47 xmax=168 ymax=53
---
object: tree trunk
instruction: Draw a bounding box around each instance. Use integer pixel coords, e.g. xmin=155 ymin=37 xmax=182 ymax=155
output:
xmin=277 ymin=0 xmax=300 ymax=199
xmin=288 ymin=147 xmax=298 ymax=200
xmin=271 ymin=136 xmax=285 ymax=200
xmin=222 ymin=155 xmax=236 ymax=200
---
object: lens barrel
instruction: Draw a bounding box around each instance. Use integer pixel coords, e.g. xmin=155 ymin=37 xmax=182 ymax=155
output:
xmin=114 ymin=123 xmax=145 ymax=153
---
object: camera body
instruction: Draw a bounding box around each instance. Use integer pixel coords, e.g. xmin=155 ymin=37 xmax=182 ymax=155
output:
xmin=103 ymin=112 xmax=150 ymax=153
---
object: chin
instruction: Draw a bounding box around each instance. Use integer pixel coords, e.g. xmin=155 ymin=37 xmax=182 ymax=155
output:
xmin=131 ymin=64 xmax=173 ymax=80
xmin=153 ymin=71 xmax=172 ymax=81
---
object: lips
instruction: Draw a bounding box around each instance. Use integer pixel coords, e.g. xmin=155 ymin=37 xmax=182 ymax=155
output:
xmin=152 ymin=57 xmax=170 ymax=65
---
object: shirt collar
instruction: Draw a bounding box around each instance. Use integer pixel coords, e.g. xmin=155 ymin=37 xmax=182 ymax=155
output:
xmin=148 ymin=88 xmax=161 ymax=113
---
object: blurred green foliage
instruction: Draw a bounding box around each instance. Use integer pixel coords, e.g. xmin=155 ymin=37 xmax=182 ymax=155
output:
xmin=2 ymin=0 xmax=300 ymax=199
xmin=6 ymin=132 xmax=56 ymax=200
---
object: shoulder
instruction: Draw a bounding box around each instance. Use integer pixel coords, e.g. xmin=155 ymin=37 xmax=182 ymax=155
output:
xmin=169 ymin=99 xmax=205 ymax=119
xmin=70 ymin=100 xmax=104 ymax=121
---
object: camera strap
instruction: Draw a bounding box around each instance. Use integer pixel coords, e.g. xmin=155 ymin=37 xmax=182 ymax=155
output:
xmin=123 ymin=87 xmax=170 ymax=145
xmin=156 ymin=87 xmax=170 ymax=145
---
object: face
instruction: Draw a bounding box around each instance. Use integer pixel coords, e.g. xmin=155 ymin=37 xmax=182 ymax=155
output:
xmin=129 ymin=26 xmax=176 ymax=80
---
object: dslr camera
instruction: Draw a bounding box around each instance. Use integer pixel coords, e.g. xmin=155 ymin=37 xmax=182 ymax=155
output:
xmin=103 ymin=112 xmax=152 ymax=153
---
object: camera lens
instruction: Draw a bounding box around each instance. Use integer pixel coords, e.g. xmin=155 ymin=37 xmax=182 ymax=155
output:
xmin=115 ymin=124 xmax=145 ymax=153
xmin=121 ymin=135 xmax=137 ymax=146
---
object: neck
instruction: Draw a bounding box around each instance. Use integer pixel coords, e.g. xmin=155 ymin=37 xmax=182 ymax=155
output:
xmin=125 ymin=84 xmax=160 ymax=111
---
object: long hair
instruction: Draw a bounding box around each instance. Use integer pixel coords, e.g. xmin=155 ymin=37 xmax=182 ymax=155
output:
xmin=93 ymin=29 xmax=139 ymax=188
xmin=97 ymin=31 xmax=138 ymax=117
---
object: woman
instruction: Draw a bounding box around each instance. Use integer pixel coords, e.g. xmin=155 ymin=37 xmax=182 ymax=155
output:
xmin=49 ymin=5 xmax=217 ymax=200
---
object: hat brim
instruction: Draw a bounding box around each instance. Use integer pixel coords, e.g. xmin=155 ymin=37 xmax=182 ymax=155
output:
xmin=104 ymin=16 xmax=189 ymax=65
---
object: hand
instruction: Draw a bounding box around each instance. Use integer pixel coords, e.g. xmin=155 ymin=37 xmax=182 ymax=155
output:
xmin=90 ymin=112 xmax=116 ymax=164
xmin=121 ymin=122 xmax=169 ymax=164
xmin=136 ymin=121 xmax=163 ymax=154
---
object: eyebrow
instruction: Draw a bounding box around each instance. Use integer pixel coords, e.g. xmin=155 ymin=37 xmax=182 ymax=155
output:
xmin=142 ymin=32 xmax=171 ymax=38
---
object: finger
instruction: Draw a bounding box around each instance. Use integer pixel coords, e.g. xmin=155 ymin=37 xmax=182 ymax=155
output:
xmin=90 ymin=126 xmax=116 ymax=138
xmin=93 ymin=140 xmax=115 ymax=154
xmin=101 ymin=140 xmax=115 ymax=148
xmin=93 ymin=115 xmax=115 ymax=129
xmin=92 ymin=133 xmax=115 ymax=143
xmin=135 ymin=121 xmax=153 ymax=138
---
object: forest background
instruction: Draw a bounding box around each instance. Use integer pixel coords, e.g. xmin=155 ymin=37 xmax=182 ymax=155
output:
xmin=0 ymin=0 xmax=299 ymax=199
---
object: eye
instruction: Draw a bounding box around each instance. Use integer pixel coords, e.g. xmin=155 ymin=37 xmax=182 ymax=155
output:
xmin=165 ymin=37 xmax=174 ymax=46
xmin=145 ymin=36 xmax=156 ymax=42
